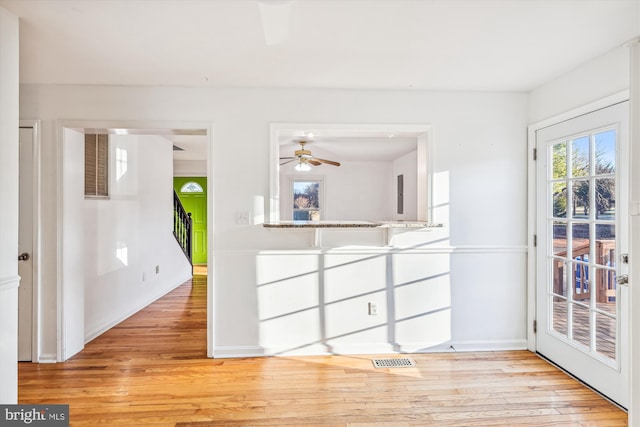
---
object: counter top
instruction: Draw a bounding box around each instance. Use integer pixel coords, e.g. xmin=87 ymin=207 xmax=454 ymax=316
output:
xmin=263 ymin=220 xmax=442 ymax=229
xmin=375 ymin=221 xmax=442 ymax=228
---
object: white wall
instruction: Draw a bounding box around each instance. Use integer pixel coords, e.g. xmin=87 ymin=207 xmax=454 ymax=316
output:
xmin=279 ymin=160 xmax=393 ymax=221
xmin=84 ymin=134 xmax=192 ymax=342
xmin=529 ymin=47 xmax=629 ymax=123
xmin=174 ymin=159 xmax=207 ymax=177
xmin=19 ymin=85 xmax=529 ymax=358
xmin=0 ymin=5 xmax=19 ymax=403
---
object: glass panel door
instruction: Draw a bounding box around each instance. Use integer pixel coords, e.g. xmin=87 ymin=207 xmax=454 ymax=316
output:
xmin=536 ymin=102 xmax=629 ymax=408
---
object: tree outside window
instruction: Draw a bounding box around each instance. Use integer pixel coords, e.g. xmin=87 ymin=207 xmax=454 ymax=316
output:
xmin=293 ymin=180 xmax=321 ymax=220
xmin=552 ymin=130 xmax=616 ymax=219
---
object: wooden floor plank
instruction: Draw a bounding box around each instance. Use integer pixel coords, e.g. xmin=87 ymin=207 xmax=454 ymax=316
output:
xmin=18 ymin=275 xmax=627 ymax=426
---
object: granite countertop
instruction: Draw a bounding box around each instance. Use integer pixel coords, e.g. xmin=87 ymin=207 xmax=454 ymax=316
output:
xmin=263 ymin=220 xmax=442 ymax=229
xmin=263 ymin=220 xmax=379 ymax=228
xmin=375 ymin=221 xmax=442 ymax=228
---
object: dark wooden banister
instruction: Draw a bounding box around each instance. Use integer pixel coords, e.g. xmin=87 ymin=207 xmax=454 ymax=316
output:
xmin=173 ymin=190 xmax=192 ymax=265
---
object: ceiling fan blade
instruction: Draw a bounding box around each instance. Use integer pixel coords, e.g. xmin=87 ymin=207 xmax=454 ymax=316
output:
xmin=280 ymin=158 xmax=298 ymax=166
xmin=312 ymin=157 xmax=341 ymax=167
xmin=308 ymin=160 xmax=322 ymax=166
xmin=279 ymin=156 xmax=296 ymax=160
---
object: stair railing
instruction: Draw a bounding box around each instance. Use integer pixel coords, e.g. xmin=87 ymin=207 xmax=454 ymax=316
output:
xmin=173 ymin=190 xmax=192 ymax=264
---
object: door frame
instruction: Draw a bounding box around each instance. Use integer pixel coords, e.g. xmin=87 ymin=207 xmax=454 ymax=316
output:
xmin=527 ymin=90 xmax=630 ymax=351
xmin=55 ymin=120 xmax=215 ymax=360
xmin=18 ymin=119 xmax=42 ymax=362
xmin=629 ymin=37 xmax=640 ymax=426
xmin=527 ymin=91 xmax=630 ymax=396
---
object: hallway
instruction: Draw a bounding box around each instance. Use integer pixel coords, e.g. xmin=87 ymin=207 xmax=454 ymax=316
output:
xmin=18 ymin=274 xmax=627 ymax=426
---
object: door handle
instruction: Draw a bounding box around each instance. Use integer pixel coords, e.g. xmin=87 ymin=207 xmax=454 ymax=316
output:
xmin=616 ymin=274 xmax=629 ymax=286
xmin=18 ymin=252 xmax=30 ymax=261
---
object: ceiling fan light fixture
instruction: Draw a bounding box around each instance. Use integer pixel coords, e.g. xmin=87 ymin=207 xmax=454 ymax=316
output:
xmin=295 ymin=161 xmax=311 ymax=172
xmin=280 ymin=139 xmax=340 ymax=170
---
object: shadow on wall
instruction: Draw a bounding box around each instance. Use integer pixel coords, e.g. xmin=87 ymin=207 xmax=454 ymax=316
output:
xmin=255 ymin=238 xmax=453 ymax=356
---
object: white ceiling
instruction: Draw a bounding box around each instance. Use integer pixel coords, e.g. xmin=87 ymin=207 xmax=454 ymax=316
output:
xmin=171 ymin=134 xmax=209 ymax=161
xmin=1 ymin=0 xmax=638 ymax=92
xmin=279 ymin=130 xmax=420 ymax=161
xmin=2 ymin=0 xmax=638 ymax=161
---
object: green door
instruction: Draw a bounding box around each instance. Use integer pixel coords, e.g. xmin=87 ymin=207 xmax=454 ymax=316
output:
xmin=174 ymin=177 xmax=207 ymax=265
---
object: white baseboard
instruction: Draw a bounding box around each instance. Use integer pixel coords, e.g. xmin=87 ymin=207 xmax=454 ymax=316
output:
xmin=213 ymin=344 xmax=393 ymax=358
xmin=324 ymin=343 xmax=398 ymax=355
xmin=36 ymin=353 xmax=57 ymax=363
xmin=213 ymin=339 xmax=528 ymax=358
xmin=213 ymin=346 xmax=269 ymax=358
xmin=406 ymin=339 xmax=528 ymax=353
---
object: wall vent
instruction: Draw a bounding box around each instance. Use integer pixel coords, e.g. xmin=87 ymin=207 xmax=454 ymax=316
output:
xmin=371 ymin=357 xmax=416 ymax=368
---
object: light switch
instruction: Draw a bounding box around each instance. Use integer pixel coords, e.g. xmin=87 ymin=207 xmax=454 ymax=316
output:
xmin=236 ymin=211 xmax=250 ymax=224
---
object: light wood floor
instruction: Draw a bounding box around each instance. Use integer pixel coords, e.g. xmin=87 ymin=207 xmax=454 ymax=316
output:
xmin=19 ymin=275 xmax=627 ymax=426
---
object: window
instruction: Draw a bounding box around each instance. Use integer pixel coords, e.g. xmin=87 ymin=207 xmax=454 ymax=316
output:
xmin=85 ymin=133 xmax=109 ymax=197
xmin=180 ymin=182 xmax=204 ymax=193
xmin=292 ymin=179 xmax=322 ymax=220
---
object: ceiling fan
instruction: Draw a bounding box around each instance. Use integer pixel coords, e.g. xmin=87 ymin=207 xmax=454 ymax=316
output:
xmin=279 ymin=140 xmax=341 ymax=171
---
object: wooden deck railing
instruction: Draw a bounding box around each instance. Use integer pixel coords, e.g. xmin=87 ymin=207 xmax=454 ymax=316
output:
xmin=553 ymin=240 xmax=616 ymax=304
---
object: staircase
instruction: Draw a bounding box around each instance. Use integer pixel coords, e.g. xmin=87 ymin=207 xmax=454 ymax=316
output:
xmin=173 ymin=190 xmax=192 ymax=264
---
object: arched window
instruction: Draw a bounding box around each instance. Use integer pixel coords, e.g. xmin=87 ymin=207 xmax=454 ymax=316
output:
xmin=180 ymin=182 xmax=204 ymax=193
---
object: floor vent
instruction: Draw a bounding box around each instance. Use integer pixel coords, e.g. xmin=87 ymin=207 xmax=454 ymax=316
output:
xmin=371 ymin=357 xmax=416 ymax=368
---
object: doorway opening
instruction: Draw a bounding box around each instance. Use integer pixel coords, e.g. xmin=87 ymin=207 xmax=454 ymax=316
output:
xmin=51 ymin=121 xmax=213 ymax=362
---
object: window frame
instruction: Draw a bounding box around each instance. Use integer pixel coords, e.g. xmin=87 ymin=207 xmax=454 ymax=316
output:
xmin=289 ymin=176 xmax=325 ymax=221
xmin=180 ymin=181 xmax=204 ymax=193
xmin=269 ymin=123 xmax=433 ymax=223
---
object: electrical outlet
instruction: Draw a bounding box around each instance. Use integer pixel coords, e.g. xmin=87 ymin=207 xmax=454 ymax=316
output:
xmin=155 ymin=265 xmax=160 ymax=274
xmin=368 ymin=302 xmax=378 ymax=316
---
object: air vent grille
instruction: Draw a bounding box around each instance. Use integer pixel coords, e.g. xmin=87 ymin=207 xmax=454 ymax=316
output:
xmin=371 ymin=357 xmax=416 ymax=368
